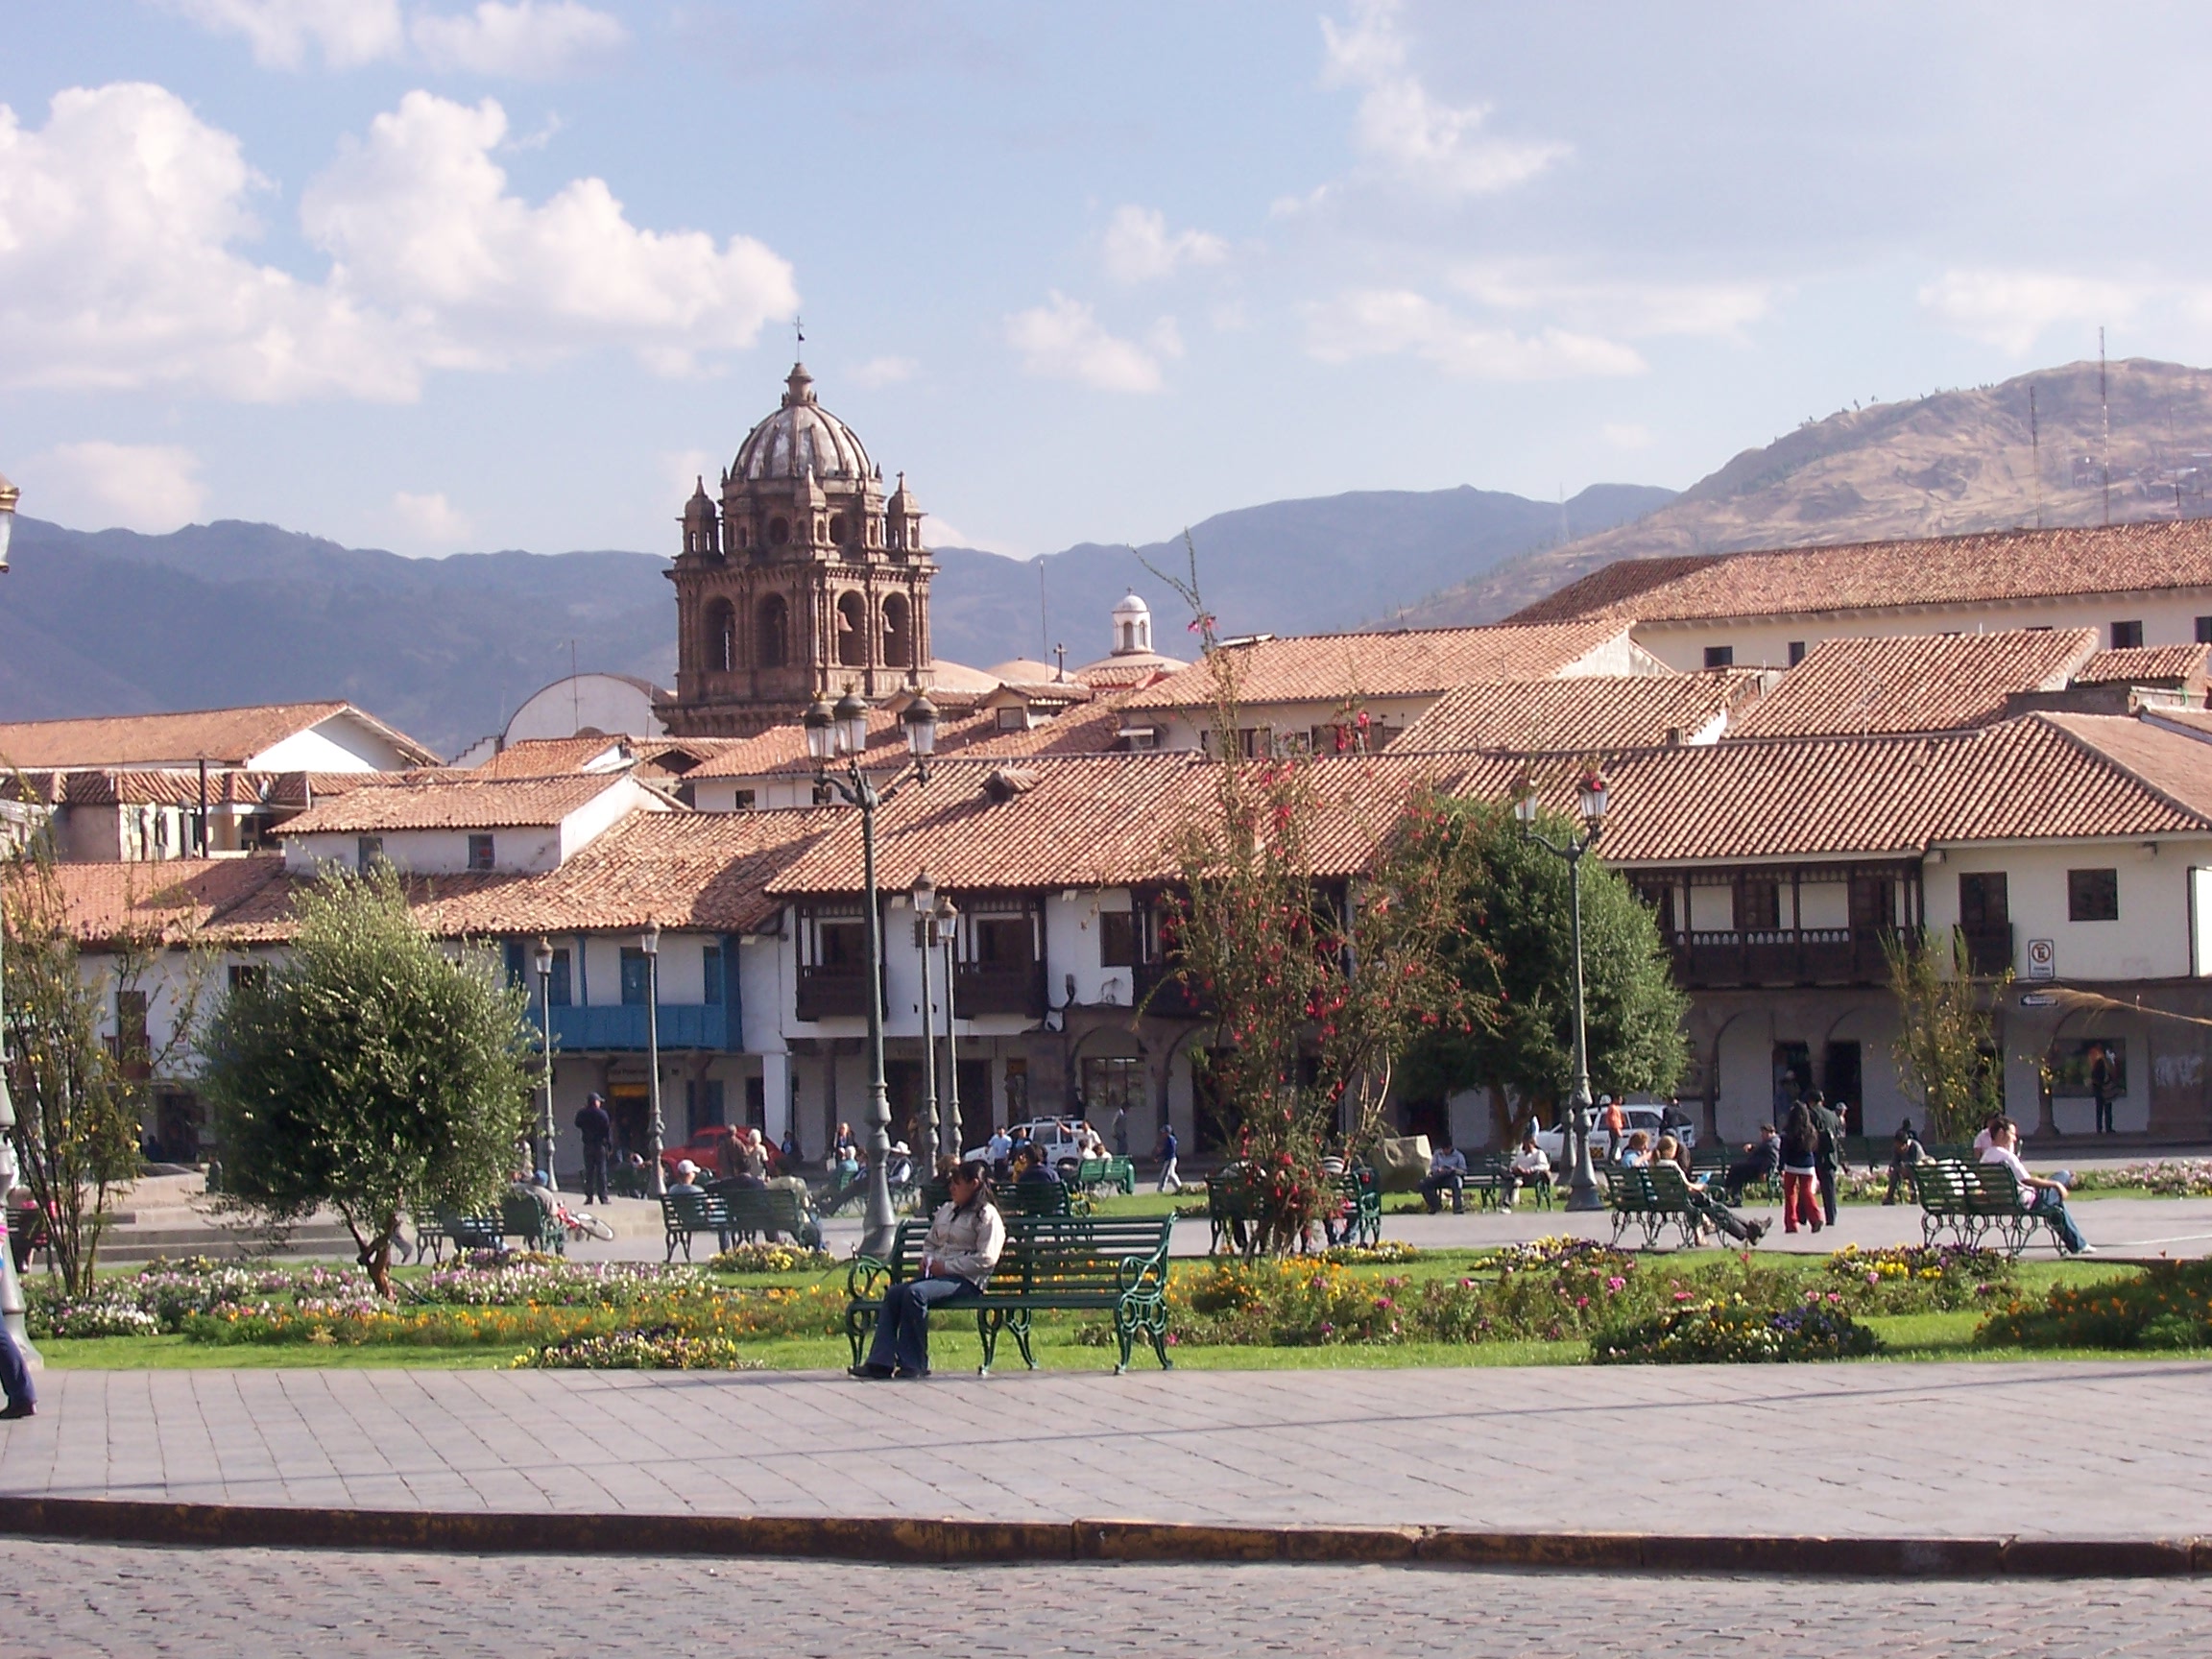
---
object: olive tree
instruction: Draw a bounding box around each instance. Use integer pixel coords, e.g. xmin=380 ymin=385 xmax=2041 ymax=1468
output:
xmin=200 ymin=866 xmax=535 ymax=1296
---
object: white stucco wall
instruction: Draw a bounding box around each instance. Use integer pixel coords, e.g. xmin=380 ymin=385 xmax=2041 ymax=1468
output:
xmin=504 ymin=675 xmax=669 ymax=745
xmin=251 ymin=714 xmax=422 ymax=772
xmin=1923 ymin=837 xmax=2212 ymax=982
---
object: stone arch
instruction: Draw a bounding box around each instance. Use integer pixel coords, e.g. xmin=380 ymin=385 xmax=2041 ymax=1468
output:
xmin=757 ymin=593 xmax=789 ymax=668
xmin=703 ymin=597 xmax=736 ymax=673
xmin=882 ymin=591 xmax=912 ymax=668
xmin=837 ymin=591 xmax=868 ymax=667
xmin=768 ymin=516 xmax=790 ymax=546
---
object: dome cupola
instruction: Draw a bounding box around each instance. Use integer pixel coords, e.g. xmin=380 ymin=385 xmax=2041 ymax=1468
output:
xmin=1111 ymin=591 xmax=1153 ymax=656
xmin=732 ymin=361 xmax=874 ymax=482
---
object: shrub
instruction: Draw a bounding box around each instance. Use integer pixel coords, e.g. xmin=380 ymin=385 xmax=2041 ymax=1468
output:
xmin=1820 ymin=1243 xmax=2015 ymax=1312
xmin=1593 ymin=1296 xmax=1879 ymax=1363
xmin=41 ymin=1301 xmax=160 ymax=1339
xmin=707 ymin=1242 xmax=840 ymax=1275
xmin=518 ymin=1327 xmax=766 ymax=1370
xmin=1978 ymin=1260 xmax=2212 ymax=1351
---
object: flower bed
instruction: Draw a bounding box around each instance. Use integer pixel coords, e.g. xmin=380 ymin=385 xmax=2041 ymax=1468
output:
xmin=2067 ymin=1161 xmax=2212 ymax=1199
xmin=1977 ymin=1260 xmax=2212 ymax=1350
xmin=1819 ymin=1243 xmax=2014 ymax=1312
xmin=517 ymin=1327 xmax=766 ymax=1370
xmin=1592 ymin=1296 xmax=1879 ymax=1363
xmin=706 ymin=1242 xmax=840 ymax=1275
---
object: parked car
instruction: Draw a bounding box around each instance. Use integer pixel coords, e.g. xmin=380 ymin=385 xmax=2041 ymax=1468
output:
xmin=1532 ymin=1101 xmax=1695 ymax=1165
xmin=658 ymin=1127 xmax=781 ymax=1181
xmin=962 ymin=1118 xmax=1101 ymax=1174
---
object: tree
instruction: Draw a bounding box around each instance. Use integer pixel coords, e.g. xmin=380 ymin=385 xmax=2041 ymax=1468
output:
xmin=1887 ymin=927 xmax=2008 ymax=1142
xmin=200 ymin=865 xmax=535 ymax=1296
xmin=3 ymin=844 xmax=204 ymax=1296
xmin=1400 ymin=800 xmax=1689 ymax=1140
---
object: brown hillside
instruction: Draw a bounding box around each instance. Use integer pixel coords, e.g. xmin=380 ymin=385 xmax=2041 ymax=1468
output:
xmin=1404 ymin=358 xmax=2212 ymax=626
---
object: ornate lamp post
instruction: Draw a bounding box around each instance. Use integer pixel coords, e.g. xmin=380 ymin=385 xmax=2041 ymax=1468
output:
xmin=642 ymin=919 xmax=664 ymax=1196
xmin=1515 ymin=768 xmax=1611 ymax=1213
xmin=938 ymin=894 xmax=962 ymax=1163
xmin=912 ymin=867 xmax=940 ymax=1167
xmin=805 ymin=687 xmax=937 ymax=1258
xmin=0 ymin=470 xmax=32 ymax=1365
xmin=533 ymin=938 xmax=558 ymax=1190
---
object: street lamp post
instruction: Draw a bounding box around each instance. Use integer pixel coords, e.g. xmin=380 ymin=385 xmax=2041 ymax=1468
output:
xmin=912 ymin=868 xmax=940 ymax=1168
xmin=938 ymin=895 xmax=961 ymax=1163
xmin=642 ymin=920 xmax=664 ymax=1197
xmin=806 ymin=687 xmax=937 ymax=1259
xmin=1515 ymin=768 xmax=1612 ymax=1213
xmin=534 ymin=938 xmax=558 ymax=1190
xmin=0 ymin=470 xmax=33 ymax=1367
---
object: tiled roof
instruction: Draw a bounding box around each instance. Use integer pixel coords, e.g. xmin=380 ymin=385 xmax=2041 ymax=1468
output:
xmin=1727 ymin=630 xmax=2098 ymax=739
xmin=1521 ymin=520 xmax=2212 ymax=627
xmin=0 ymin=702 xmax=437 ymax=769
xmin=280 ymin=773 xmax=648 ymax=834
xmin=1120 ymin=621 xmax=1637 ymax=710
xmin=469 ymin=735 xmax=745 ymax=781
xmin=6 ymin=856 xmax=292 ymax=945
xmin=2075 ymin=644 xmax=2211 ymax=685
xmin=1396 ymin=673 xmax=1761 ymax=754
xmin=1503 ymin=555 xmax=1731 ymax=625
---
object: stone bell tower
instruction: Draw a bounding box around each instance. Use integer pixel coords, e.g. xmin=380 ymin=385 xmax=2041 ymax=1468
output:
xmin=664 ymin=363 xmax=935 ymax=737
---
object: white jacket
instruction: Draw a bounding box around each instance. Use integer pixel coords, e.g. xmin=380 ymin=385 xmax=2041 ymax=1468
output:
xmin=924 ymin=1199 xmax=1006 ymax=1286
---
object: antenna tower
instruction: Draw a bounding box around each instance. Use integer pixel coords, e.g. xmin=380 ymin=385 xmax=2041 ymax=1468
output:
xmin=2100 ymin=327 xmax=2112 ymax=526
xmin=2030 ymin=384 xmax=2043 ymax=529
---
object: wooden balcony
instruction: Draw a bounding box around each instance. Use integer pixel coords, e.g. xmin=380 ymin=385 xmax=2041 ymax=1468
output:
xmin=953 ymin=962 xmax=1046 ymax=1020
xmin=1961 ymin=924 xmax=2014 ymax=977
xmin=794 ymin=964 xmax=882 ymax=1022
xmin=1668 ymin=926 xmax=1917 ymax=989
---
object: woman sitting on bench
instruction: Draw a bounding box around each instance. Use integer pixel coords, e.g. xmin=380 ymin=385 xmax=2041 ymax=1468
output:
xmin=852 ymin=1161 xmax=1005 ymax=1380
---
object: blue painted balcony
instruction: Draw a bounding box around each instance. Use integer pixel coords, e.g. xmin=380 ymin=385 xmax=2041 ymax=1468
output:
xmin=534 ymin=1003 xmax=734 ymax=1052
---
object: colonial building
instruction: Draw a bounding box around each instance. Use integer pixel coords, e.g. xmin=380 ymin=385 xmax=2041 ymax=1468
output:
xmin=664 ymin=363 xmax=935 ymax=737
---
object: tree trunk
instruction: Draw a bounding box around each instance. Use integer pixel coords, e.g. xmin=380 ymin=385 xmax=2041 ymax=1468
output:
xmin=1488 ymin=1083 xmax=1514 ymax=1149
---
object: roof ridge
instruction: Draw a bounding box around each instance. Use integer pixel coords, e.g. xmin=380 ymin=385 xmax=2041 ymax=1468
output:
xmin=2016 ymin=711 xmax=2212 ymax=832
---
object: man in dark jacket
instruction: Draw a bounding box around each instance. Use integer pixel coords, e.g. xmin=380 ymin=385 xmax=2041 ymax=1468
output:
xmin=1807 ymin=1091 xmax=1848 ymax=1226
xmin=574 ymin=1093 xmax=613 ymax=1205
xmin=1722 ymin=1124 xmax=1781 ymax=1205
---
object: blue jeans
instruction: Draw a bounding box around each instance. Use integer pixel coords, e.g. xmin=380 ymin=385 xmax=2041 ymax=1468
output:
xmin=2032 ymin=1189 xmax=2087 ymax=1254
xmin=866 ymin=1276 xmax=980 ymax=1374
xmin=0 ymin=1326 xmax=35 ymax=1409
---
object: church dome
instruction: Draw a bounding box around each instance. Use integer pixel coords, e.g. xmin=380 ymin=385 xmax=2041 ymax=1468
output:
xmin=733 ymin=363 xmax=875 ymax=482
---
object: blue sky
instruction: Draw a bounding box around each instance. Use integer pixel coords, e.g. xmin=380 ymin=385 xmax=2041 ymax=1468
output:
xmin=9 ymin=2 xmax=2212 ymax=560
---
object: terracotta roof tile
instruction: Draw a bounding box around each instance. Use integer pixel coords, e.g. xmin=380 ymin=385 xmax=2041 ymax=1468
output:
xmin=0 ymin=702 xmax=437 ymax=768
xmin=1120 ymin=621 xmax=1638 ymax=709
xmin=1527 ymin=520 xmax=2212 ymax=626
xmin=281 ymin=773 xmax=649 ymax=834
xmin=8 ymin=856 xmax=292 ymax=945
xmin=1503 ymin=555 xmax=1732 ymax=625
xmin=1396 ymin=673 xmax=1761 ymax=754
xmin=1727 ymin=630 xmax=2098 ymax=739
xmin=2075 ymin=644 xmax=2211 ymax=685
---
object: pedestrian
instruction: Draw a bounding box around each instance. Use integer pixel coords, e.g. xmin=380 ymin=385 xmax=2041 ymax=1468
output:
xmin=1155 ymin=1122 xmax=1181 ymax=1193
xmin=1884 ymin=1118 xmax=1926 ymax=1205
xmin=781 ymin=1126 xmax=802 ymax=1166
xmin=2089 ymin=1044 xmax=2117 ymax=1136
xmin=0 ymin=1318 xmax=35 ymax=1420
xmin=1807 ymin=1090 xmax=1847 ymax=1226
xmin=1722 ymin=1124 xmax=1781 ymax=1205
xmin=1599 ymin=1095 xmax=1626 ymax=1164
xmin=1779 ymin=1101 xmax=1821 ymax=1234
xmin=1112 ymin=1105 xmax=1129 ymax=1160
xmin=851 ymin=1160 xmax=1004 ymax=1379
xmin=1420 ymin=1136 xmax=1468 ymax=1214
xmin=1980 ymin=1117 xmax=2094 ymax=1254
xmin=572 ymin=1092 xmax=613 ymax=1205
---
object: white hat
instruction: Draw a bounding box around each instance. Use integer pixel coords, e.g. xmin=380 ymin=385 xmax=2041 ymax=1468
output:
xmin=676 ymin=1159 xmax=698 ymax=1177
xmin=891 ymin=1142 xmax=911 ymax=1155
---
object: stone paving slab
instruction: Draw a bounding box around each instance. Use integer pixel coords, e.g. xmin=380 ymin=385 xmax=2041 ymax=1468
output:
xmin=4 ymin=1361 xmax=2209 ymax=1542
xmin=6 ymin=1541 xmax=2209 ymax=1657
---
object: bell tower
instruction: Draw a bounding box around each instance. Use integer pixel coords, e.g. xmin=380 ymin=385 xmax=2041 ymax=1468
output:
xmin=664 ymin=363 xmax=935 ymax=737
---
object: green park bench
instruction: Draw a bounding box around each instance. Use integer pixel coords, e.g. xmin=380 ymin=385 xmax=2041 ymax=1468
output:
xmin=1907 ymin=1159 xmax=1980 ymax=1249
xmin=845 ymin=1214 xmax=1176 ymax=1375
xmin=1333 ymin=1166 xmax=1382 ymax=1248
xmin=1464 ymin=1155 xmax=1552 ymax=1212
xmin=1605 ymin=1164 xmax=1701 ymax=1249
xmin=1207 ymin=1168 xmax=1259 ymax=1255
xmin=429 ymin=1209 xmax=506 ymax=1261
xmin=660 ymin=1191 xmax=734 ymax=1261
xmin=1964 ymin=1160 xmax=2067 ymax=1258
xmin=1075 ymin=1156 xmax=1137 ymax=1195
xmin=704 ymin=1180 xmax=824 ymax=1249
xmin=998 ymin=1178 xmax=1093 ymax=1219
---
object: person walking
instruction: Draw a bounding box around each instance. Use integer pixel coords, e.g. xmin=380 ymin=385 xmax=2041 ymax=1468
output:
xmin=1599 ymin=1095 xmax=1626 ymax=1164
xmin=1807 ymin=1090 xmax=1848 ymax=1226
xmin=573 ymin=1092 xmax=613 ymax=1205
xmin=1112 ymin=1105 xmax=1129 ymax=1160
xmin=851 ymin=1160 xmax=1004 ymax=1379
xmin=1155 ymin=1122 xmax=1182 ymax=1193
xmin=1779 ymin=1101 xmax=1821 ymax=1234
xmin=0 ymin=1319 xmax=35 ymax=1420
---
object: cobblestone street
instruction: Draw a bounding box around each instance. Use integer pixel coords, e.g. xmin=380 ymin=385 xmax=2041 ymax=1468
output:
xmin=6 ymin=1540 xmax=2210 ymax=1657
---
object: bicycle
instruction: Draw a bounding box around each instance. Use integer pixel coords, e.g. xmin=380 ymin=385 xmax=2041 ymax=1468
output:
xmin=552 ymin=1201 xmax=616 ymax=1244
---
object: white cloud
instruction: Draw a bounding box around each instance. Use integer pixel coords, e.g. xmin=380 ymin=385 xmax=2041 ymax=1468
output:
xmin=411 ymin=2 xmax=628 ymax=78
xmin=1601 ymin=422 xmax=1653 ymax=450
xmin=0 ymin=83 xmax=798 ymax=400
xmin=153 ymin=0 xmax=405 ymax=70
xmin=31 ymin=443 xmax=207 ymax=533
xmin=1319 ymin=0 xmax=1567 ymax=196
xmin=1919 ymin=268 xmax=2150 ymax=354
xmin=1305 ymin=288 xmax=1645 ymax=380
xmin=851 ymin=354 xmax=919 ymax=387
xmin=151 ymin=0 xmax=626 ymax=76
xmin=1102 ymin=204 xmax=1228 ymax=284
xmin=391 ymin=488 xmax=472 ymax=546
xmin=661 ymin=447 xmax=720 ymax=510
xmin=1004 ymin=292 xmax=1173 ymax=393
xmin=1454 ymin=266 xmax=1774 ymax=340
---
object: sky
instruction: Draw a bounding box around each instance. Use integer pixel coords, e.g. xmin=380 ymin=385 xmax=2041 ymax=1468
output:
xmin=10 ymin=2 xmax=2212 ymax=561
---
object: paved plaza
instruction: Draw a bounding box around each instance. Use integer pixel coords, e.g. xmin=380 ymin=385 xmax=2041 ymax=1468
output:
xmin=7 ymin=1541 xmax=2210 ymax=1657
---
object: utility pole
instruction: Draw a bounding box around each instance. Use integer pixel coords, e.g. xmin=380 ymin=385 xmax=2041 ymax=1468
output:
xmin=2030 ymin=384 xmax=2044 ymax=530
xmin=2100 ymin=327 xmax=2112 ymax=527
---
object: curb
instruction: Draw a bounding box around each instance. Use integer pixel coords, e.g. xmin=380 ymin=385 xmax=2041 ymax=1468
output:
xmin=0 ymin=1499 xmax=2204 ymax=1578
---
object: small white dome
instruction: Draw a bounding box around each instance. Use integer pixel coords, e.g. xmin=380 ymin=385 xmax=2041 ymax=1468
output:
xmin=1110 ymin=592 xmax=1154 ymax=657
xmin=1112 ymin=591 xmax=1150 ymax=619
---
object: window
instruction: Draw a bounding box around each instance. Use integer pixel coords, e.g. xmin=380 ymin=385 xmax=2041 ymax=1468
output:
xmin=733 ymin=788 xmax=757 ymax=811
xmin=2050 ymin=1039 xmax=2127 ymax=1097
xmin=2110 ymin=620 xmax=2145 ymax=649
xmin=619 ymin=947 xmax=653 ymax=1005
xmin=2198 ymin=616 xmax=2212 ymax=646
xmin=974 ymin=915 xmax=1034 ymax=966
xmin=703 ymin=945 xmax=724 ymax=1005
xmin=811 ymin=782 xmax=834 ymax=805
xmin=1080 ymin=1056 xmax=1146 ymax=1116
xmin=228 ymin=963 xmax=266 ymax=994
xmin=2068 ymin=867 xmax=2119 ymax=922
xmin=997 ymin=706 xmax=1029 ymax=731
xmin=356 ymin=835 xmax=383 ymax=873
xmin=1787 ymin=640 xmax=1806 ymax=667
xmin=467 ymin=833 xmax=494 ymax=872
xmin=685 ymin=1078 xmax=726 ymax=1135
xmin=816 ymin=920 xmax=866 ymax=968
xmin=1737 ymin=877 xmax=1781 ymax=931
xmin=1099 ymin=911 xmax=1138 ymax=967
xmin=757 ymin=594 xmax=789 ymax=668
xmin=1704 ymin=645 xmax=1734 ymax=669
xmin=1959 ymin=872 xmax=2009 ymax=929
xmin=546 ymin=948 xmax=572 ymax=1007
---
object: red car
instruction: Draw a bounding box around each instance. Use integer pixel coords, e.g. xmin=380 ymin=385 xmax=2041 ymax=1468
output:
xmin=659 ymin=1128 xmax=781 ymax=1180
